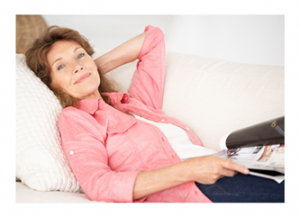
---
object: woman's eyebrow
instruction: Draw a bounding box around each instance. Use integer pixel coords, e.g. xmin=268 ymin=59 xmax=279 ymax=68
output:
xmin=52 ymin=47 xmax=82 ymax=67
xmin=74 ymin=47 xmax=82 ymax=52
xmin=52 ymin=57 xmax=62 ymax=67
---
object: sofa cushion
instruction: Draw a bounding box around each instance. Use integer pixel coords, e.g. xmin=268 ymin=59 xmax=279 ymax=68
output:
xmin=163 ymin=53 xmax=284 ymax=151
xmin=16 ymin=182 xmax=94 ymax=203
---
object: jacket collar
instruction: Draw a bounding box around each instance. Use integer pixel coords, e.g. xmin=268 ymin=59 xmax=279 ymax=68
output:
xmin=77 ymin=92 xmax=130 ymax=115
xmin=77 ymin=98 xmax=101 ymax=115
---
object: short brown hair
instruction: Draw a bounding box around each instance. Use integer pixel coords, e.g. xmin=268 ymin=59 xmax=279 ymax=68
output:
xmin=25 ymin=25 xmax=118 ymax=108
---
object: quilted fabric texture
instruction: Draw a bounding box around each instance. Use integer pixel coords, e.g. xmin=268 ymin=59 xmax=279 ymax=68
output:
xmin=16 ymin=53 xmax=82 ymax=193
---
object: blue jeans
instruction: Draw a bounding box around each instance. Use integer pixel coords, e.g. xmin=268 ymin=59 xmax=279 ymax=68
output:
xmin=195 ymin=173 xmax=284 ymax=202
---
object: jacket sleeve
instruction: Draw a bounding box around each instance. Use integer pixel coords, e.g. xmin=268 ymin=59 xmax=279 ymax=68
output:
xmin=127 ymin=25 xmax=166 ymax=110
xmin=58 ymin=108 xmax=141 ymax=202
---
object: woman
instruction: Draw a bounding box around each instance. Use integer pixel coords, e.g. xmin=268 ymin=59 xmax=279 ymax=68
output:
xmin=25 ymin=25 xmax=284 ymax=202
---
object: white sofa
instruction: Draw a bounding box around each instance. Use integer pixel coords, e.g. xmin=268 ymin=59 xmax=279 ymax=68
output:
xmin=16 ymin=49 xmax=284 ymax=203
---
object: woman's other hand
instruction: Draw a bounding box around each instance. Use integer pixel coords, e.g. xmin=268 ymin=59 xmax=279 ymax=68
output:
xmin=184 ymin=155 xmax=249 ymax=185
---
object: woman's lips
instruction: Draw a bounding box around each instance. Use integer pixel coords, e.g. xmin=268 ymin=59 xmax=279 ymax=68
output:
xmin=74 ymin=73 xmax=91 ymax=84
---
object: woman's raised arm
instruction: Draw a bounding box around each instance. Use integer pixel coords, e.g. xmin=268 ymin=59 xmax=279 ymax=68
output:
xmin=94 ymin=31 xmax=147 ymax=74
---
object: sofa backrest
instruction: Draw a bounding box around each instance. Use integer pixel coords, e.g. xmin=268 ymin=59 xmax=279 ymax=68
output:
xmin=94 ymin=49 xmax=284 ymax=151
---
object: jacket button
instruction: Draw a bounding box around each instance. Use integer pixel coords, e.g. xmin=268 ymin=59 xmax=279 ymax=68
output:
xmin=161 ymin=119 xmax=165 ymax=122
xmin=70 ymin=151 xmax=74 ymax=155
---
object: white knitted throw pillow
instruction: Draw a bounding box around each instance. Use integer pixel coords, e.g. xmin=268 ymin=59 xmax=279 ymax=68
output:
xmin=16 ymin=53 xmax=82 ymax=193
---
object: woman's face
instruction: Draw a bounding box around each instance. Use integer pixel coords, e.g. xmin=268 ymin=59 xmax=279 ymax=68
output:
xmin=47 ymin=40 xmax=101 ymax=100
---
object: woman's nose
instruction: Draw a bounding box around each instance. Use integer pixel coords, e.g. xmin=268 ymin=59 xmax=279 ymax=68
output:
xmin=74 ymin=65 xmax=84 ymax=74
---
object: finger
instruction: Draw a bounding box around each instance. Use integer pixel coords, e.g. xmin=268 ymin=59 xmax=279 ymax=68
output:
xmin=222 ymin=159 xmax=249 ymax=175
xmin=220 ymin=168 xmax=236 ymax=177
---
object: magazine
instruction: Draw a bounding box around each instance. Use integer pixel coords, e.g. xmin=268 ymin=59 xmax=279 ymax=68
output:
xmin=214 ymin=116 xmax=284 ymax=183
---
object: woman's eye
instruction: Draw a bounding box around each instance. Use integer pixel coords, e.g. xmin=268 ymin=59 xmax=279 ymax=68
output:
xmin=57 ymin=65 xmax=64 ymax=70
xmin=78 ymin=53 xmax=85 ymax=58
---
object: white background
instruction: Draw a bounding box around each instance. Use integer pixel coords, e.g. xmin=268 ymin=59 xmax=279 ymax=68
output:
xmin=43 ymin=15 xmax=284 ymax=66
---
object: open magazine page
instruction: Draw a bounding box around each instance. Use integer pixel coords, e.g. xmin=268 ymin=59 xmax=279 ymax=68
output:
xmin=214 ymin=144 xmax=284 ymax=183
